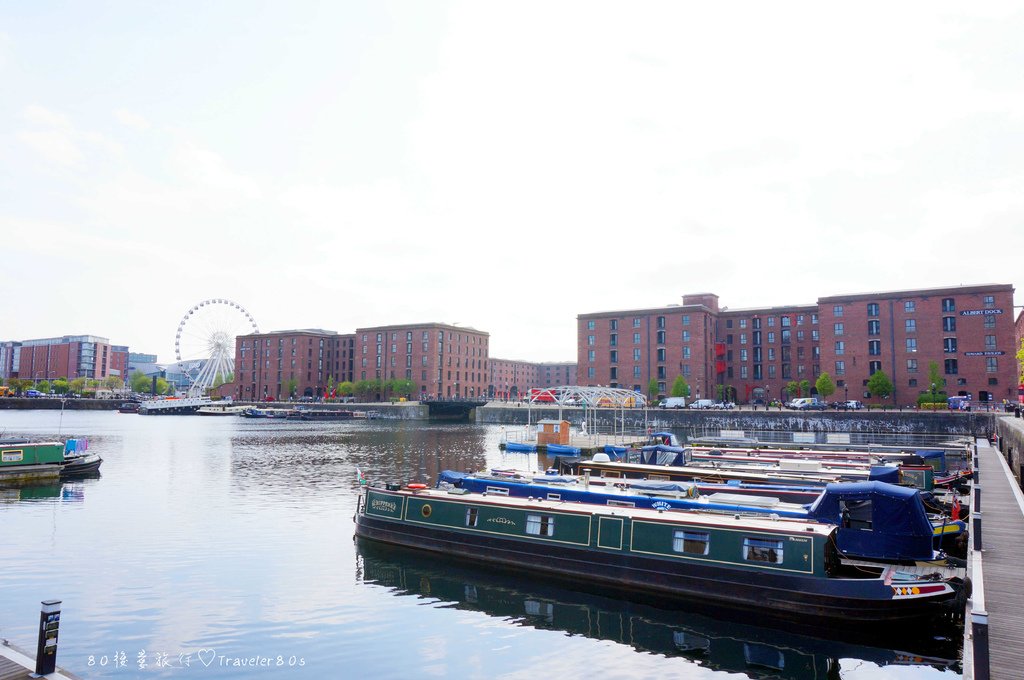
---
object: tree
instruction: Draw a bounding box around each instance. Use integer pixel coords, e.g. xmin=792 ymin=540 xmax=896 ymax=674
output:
xmin=715 ymin=384 xmax=725 ymax=401
xmin=286 ymin=378 xmax=299 ymax=398
xmin=815 ymin=372 xmax=835 ymax=400
xmin=104 ymin=376 xmax=124 ymax=392
xmin=37 ymin=380 xmax=50 ymax=394
xmin=10 ymin=378 xmax=33 ymax=395
xmin=130 ymin=371 xmax=151 ymax=393
xmin=648 ymin=379 xmax=659 ymax=401
xmin=326 ymin=376 xmax=336 ymax=400
xmin=866 ymin=370 xmax=894 ymax=403
xmin=51 ymin=378 xmax=69 ymax=395
xmin=155 ymin=377 xmax=170 ymax=395
xmin=786 ymin=381 xmax=800 ymax=398
xmin=670 ymin=375 xmax=689 ymax=398
xmin=69 ymin=377 xmax=87 ymax=395
xmin=337 ymin=381 xmax=354 ymax=398
xmin=1019 ymin=338 xmax=1024 ymax=384
xmin=799 ymin=379 xmax=811 ymax=398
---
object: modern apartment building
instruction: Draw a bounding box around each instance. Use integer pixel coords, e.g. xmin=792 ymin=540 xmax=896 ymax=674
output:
xmin=14 ymin=335 xmax=128 ymax=382
xmin=579 ymin=284 xmax=1018 ymax=406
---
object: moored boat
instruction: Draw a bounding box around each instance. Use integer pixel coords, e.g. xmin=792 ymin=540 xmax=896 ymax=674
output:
xmin=354 ymin=483 xmax=968 ymax=626
xmin=137 ymin=395 xmax=214 ymax=415
xmin=286 ymin=408 xmax=357 ymax=421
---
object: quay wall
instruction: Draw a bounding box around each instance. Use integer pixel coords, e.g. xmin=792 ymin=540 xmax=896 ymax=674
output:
xmin=478 ymin=404 xmax=996 ymax=437
xmin=995 ymin=415 xmax=1024 ymax=485
xmin=0 ymin=398 xmax=428 ymax=419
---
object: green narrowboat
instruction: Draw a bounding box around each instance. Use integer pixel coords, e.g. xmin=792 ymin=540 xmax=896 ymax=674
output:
xmin=354 ymin=484 xmax=967 ymax=626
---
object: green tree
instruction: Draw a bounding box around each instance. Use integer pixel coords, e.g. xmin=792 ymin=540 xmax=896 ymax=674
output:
xmin=37 ymin=380 xmax=51 ymax=394
xmin=670 ymin=375 xmax=689 ymax=398
xmin=786 ymin=381 xmax=800 ymax=398
xmin=155 ymin=377 xmax=170 ymax=395
xmin=69 ymin=377 xmax=87 ymax=395
xmin=286 ymin=378 xmax=299 ymax=398
xmin=1018 ymin=338 xmax=1024 ymax=384
xmin=815 ymin=372 xmax=835 ymax=400
xmin=648 ymin=379 xmax=659 ymax=401
xmin=130 ymin=371 xmax=151 ymax=393
xmin=104 ymin=376 xmax=124 ymax=392
xmin=866 ymin=370 xmax=894 ymax=403
xmin=715 ymin=384 xmax=725 ymax=401
xmin=337 ymin=381 xmax=354 ymax=398
xmin=354 ymin=379 xmax=379 ymax=401
xmin=51 ymin=378 xmax=69 ymax=395
xmin=799 ymin=379 xmax=810 ymax=398
xmin=326 ymin=376 xmax=336 ymax=400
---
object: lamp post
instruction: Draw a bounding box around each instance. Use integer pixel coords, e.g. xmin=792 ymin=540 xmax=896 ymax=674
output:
xmin=931 ymin=382 xmax=937 ymax=410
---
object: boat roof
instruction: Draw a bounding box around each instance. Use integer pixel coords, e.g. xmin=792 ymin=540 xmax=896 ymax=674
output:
xmin=386 ymin=486 xmax=834 ymax=536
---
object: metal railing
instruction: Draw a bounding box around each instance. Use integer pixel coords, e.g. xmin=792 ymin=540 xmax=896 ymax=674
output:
xmin=968 ymin=442 xmax=989 ymax=680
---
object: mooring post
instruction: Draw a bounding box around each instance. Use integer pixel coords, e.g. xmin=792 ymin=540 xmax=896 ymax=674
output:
xmin=35 ymin=599 xmax=62 ymax=676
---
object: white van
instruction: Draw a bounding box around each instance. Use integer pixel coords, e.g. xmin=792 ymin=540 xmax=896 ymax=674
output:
xmin=689 ymin=399 xmax=716 ymax=409
xmin=790 ymin=398 xmax=825 ymax=410
xmin=660 ymin=397 xmax=687 ymax=409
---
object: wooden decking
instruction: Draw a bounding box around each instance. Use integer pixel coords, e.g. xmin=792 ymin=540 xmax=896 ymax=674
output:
xmin=0 ymin=639 xmax=79 ymax=680
xmin=969 ymin=436 xmax=1024 ymax=679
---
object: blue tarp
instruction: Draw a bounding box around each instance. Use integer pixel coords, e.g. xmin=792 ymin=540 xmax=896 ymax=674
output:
xmin=868 ymin=466 xmax=900 ymax=484
xmin=807 ymin=482 xmax=934 ymax=560
xmin=437 ymin=470 xmax=470 ymax=487
xmin=915 ymin=450 xmax=948 ymax=473
xmin=639 ymin=445 xmax=688 ymax=467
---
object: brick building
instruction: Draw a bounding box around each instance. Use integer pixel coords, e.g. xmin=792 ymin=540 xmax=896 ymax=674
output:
xmin=355 ymin=323 xmax=489 ymax=399
xmin=488 ymin=358 xmax=538 ymax=400
xmin=579 ymin=284 xmax=1018 ymax=406
xmin=15 ymin=335 xmax=128 ymax=383
xmin=231 ymin=329 xmax=355 ymax=401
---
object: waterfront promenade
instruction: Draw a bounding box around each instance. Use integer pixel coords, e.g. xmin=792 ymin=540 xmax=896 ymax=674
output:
xmin=966 ymin=419 xmax=1024 ymax=680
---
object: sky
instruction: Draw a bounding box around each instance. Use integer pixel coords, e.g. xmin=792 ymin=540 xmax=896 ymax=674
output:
xmin=2 ymin=1 xmax=1023 ymax=365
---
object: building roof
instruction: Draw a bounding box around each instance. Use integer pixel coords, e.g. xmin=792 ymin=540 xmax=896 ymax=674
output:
xmin=817 ymin=283 xmax=1014 ymax=304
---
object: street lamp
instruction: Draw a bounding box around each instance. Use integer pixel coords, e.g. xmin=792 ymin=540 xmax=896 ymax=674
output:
xmin=931 ymin=382 xmax=937 ymax=409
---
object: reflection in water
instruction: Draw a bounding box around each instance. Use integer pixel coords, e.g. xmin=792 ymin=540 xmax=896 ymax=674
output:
xmin=356 ymin=540 xmax=960 ymax=680
xmin=0 ymin=480 xmax=92 ymax=503
xmin=227 ymin=422 xmax=490 ymax=492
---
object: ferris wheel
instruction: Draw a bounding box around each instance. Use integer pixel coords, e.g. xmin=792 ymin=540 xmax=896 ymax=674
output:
xmin=175 ymin=298 xmax=259 ymax=394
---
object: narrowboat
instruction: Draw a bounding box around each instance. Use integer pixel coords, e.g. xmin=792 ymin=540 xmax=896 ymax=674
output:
xmin=0 ymin=440 xmax=102 ymax=483
xmin=354 ymin=483 xmax=968 ymax=625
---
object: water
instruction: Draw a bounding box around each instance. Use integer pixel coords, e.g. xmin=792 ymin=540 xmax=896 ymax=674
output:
xmin=0 ymin=411 xmax=961 ymax=678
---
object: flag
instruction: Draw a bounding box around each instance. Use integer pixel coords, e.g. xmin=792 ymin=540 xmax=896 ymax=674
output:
xmin=951 ymin=496 xmax=961 ymax=521
xmin=356 ymin=467 xmax=367 ymax=485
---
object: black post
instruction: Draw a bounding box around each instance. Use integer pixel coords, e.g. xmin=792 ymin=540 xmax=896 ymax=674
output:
xmin=974 ymin=485 xmax=982 ymax=513
xmin=972 ymin=511 xmax=983 ymax=551
xmin=35 ymin=599 xmax=61 ymax=676
xmin=972 ymin=609 xmax=991 ymax=680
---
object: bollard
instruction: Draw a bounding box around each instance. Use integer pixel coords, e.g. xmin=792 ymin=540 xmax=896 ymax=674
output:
xmin=974 ymin=485 xmax=982 ymax=513
xmin=35 ymin=599 xmax=62 ymax=676
xmin=972 ymin=609 xmax=991 ymax=680
xmin=973 ymin=511 xmax=983 ymax=551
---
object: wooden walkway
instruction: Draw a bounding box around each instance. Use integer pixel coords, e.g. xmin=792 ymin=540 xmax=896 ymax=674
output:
xmin=968 ymin=436 xmax=1024 ymax=679
xmin=0 ymin=639 xmax=79 ymax=680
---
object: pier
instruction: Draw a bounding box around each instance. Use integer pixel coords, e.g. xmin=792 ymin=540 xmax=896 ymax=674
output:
xmin=965 ymin=417 xmax=1024 ymax=680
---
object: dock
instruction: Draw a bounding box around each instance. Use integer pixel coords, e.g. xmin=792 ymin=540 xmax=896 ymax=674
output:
xmin=0 ymin=639 xmax=79 ymax=680
xmin=965 ymin=424 xmax=1024 ymax=680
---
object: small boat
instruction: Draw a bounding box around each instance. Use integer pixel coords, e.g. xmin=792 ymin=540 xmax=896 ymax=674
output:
xmin=60 ymin=438 xmax=102 ymax=478
xmin=197 ymin=404 xmax=250 ymax=416
xmin=118 ymin=401 xmax=140 ymax=414
xmin=502 ymin=441 xmax=537 ymax=453
xmin=240 ymin=407 xmax=291 ymax=419
xmin=286 ymin=408 xmax=357 ymax=421
xmin=355 ymin=483 xmax=969 ymax=626
xmin=544 ymin=443 xmax=582 ymax=456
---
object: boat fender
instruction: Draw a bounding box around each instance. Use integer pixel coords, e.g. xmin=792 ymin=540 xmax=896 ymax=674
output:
xmin=407 ymin=483 xmax=427 ymax=490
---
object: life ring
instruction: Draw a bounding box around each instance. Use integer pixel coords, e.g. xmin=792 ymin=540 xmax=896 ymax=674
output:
xmin=407 ymin=483 xmax=428 ymax=490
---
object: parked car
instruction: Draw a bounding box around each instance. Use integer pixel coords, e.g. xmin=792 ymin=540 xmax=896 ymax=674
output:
xmin=689 ymin=399 xmax=716 ymax=409
xmin=790 ymin=398 xmax=826 ymax=410
xmin=25 ymin=389 xmax=43 ymax=398
xmin=845 ymin=400 xmax=864 ymax=410
xmin=712 ymin=401 xmax=736 ymax=410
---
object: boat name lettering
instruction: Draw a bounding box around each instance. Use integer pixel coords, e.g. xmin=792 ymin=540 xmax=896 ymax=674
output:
xmin=371 ymin=499 xmax=398 ymax=513
xmin=1 ymin=450 xmax=24 ymax=462
xmin=487 ymin=517 xmax=517 ymax=527
xmin=787 ymin=536 xmax=810 ymax=543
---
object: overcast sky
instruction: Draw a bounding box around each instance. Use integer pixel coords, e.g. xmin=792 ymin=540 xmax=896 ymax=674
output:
xmin=2 ymin=2 xmax=1022 ymax=365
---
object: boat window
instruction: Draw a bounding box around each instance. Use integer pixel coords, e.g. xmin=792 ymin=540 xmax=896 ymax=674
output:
xmin=526 ymin=514 xmax=555 ymax=537
xmin=466 ymin=507 xmax=478 ymax=527
xmin=649 ymin=474 xmax=670 ymax=481
xmin=606 ymin=500 xmax=636 ymax=508
xmin=743 ymin=537 xmax=784 ymax=564
xmin=601 ymin=471 xmax=621 ymax=479
xmin=484 ymin=486 xmax=509 ymax=496
xmin=839 ymin=500 xmax=872 ymax=530
xmin=546 ymin=493 xmax=561 ymax=501
xmin=673 ymin=530 xmax=710 ymax=555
